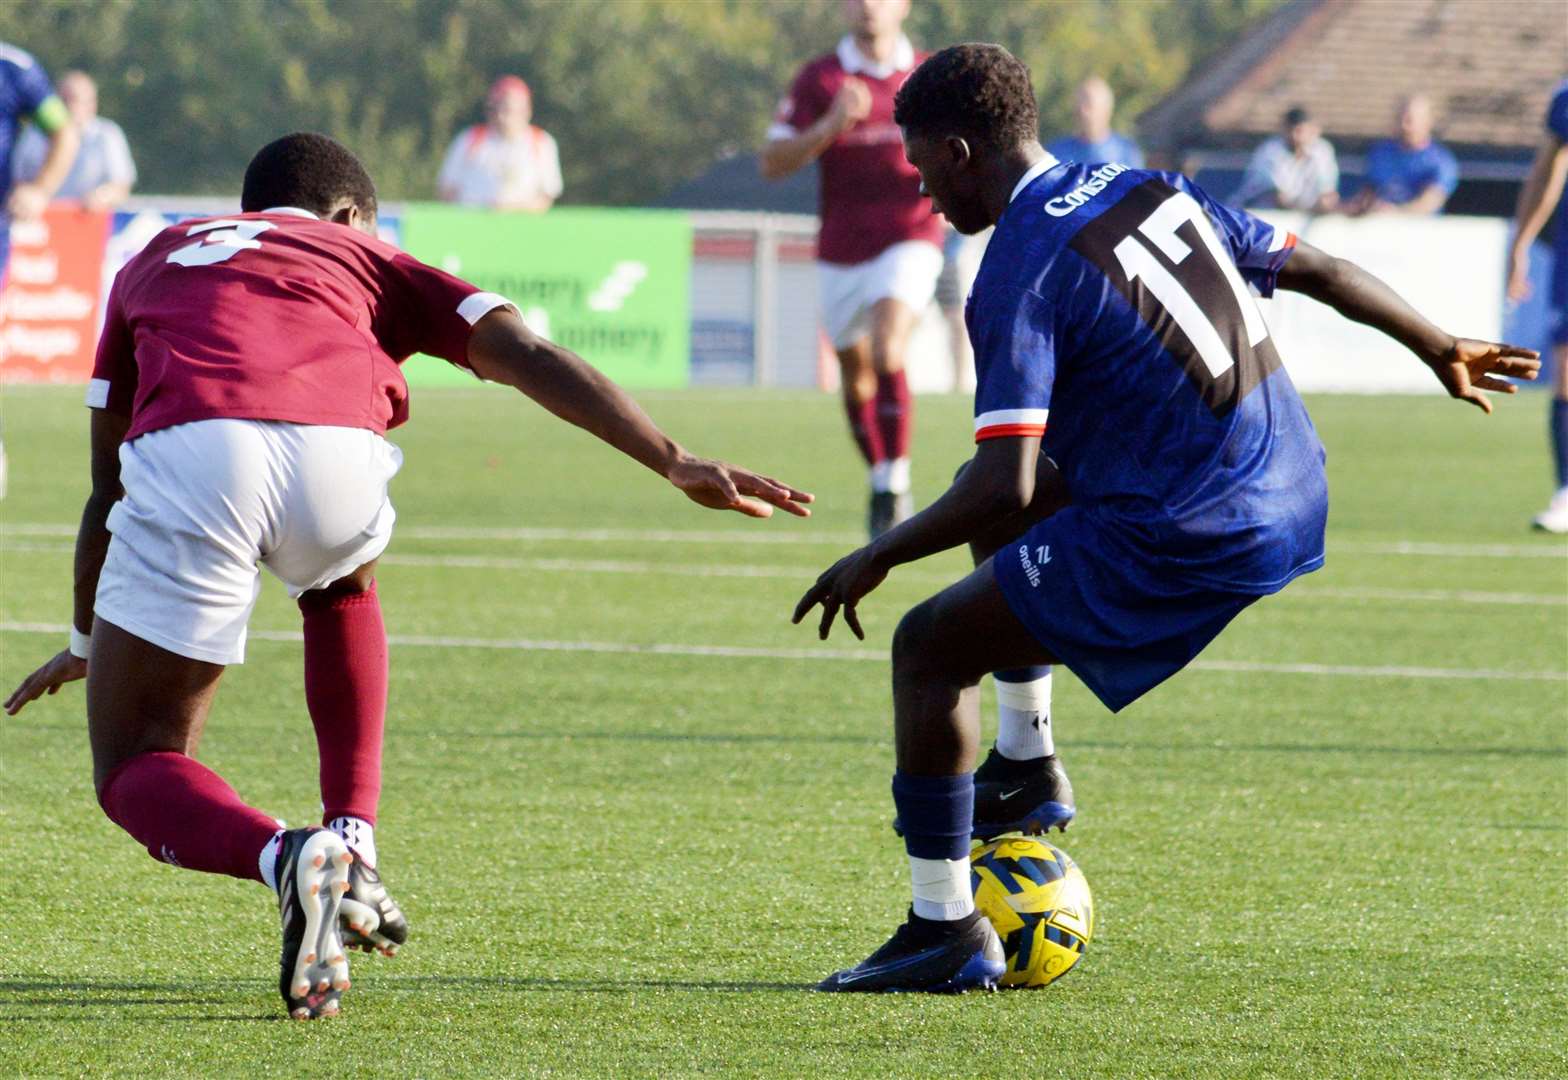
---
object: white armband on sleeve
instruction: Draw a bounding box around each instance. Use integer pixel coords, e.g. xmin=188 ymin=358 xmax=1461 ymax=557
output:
xmin=457 ymin=291 xmax=516 ymax=326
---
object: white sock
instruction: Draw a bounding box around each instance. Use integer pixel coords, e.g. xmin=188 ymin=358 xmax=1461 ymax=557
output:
xmin=328 ymin=815 xmax=377 ymax=867
xmin=910 ymin=855 xmax=975 ymax=921
xmin=995 ymin=669 xmax=1054 ymax=760
xmin=259 ymin=829 xmax=285 ymax=891
xmin=870 ymin=457 xmax=911 ymax=495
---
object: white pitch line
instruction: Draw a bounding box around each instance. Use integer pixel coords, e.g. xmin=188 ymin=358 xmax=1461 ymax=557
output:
xmin=3 ymin=542 xmax=1564 ymax=607
xmin=4 ymin=520 xmax=1566 ymax=559
xmin=2 ymin=621 xmax=1563 ymax=682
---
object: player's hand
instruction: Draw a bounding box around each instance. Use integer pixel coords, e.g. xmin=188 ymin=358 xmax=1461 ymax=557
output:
xmin=1505 ymin=247 xmax=1533 ymax=305
xmin=1426 ymin=338 xmax=1541 ymax=414
xmin=792 ymin=545 xmax=889 ymax=641
xmin=6 ymin=182 xmax=49 ymax=223
xmin=4 ymin=650 xmax=87 ymax=716
xmin=668 ymin=456 xmax=813 ymax=518
xmin=830 ymin=78 xmax=873 ymax=129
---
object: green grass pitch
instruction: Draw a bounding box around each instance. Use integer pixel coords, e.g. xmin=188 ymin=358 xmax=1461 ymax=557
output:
xmin=1 ymin=385 xmax=1564 ymax=1078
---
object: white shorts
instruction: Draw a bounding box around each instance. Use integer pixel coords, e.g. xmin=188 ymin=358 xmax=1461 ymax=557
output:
xmin=818 ymin=240 xmax=944 ymax=350
xmin=94 ymin=419 xmax=402 ymax=665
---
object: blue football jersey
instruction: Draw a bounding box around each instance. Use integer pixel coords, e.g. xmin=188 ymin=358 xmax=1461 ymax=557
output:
xmin=1 ymin=43 xmax=59 ymax=208
xmin=966 ymin=156 xmax=1327 ymax=593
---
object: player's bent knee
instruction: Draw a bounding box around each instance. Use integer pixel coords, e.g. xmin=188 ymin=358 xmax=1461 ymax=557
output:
xmin=891 ymin=598 xmax=947 ymax=680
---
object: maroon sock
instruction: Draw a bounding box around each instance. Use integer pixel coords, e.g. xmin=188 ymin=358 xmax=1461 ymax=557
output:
xmin=300 ymin=582 xmax=387 ymax=825
xmin=875 ymin=370 xmax=912 ymax=462
xmin=843 ymin=394 xmax=885 ymax=465
xmin=99 ymin=751 xmax=279 ymax=882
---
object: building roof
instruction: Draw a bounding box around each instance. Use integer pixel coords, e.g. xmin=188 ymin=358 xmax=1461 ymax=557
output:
xmin=1139 ymin=0 xmax=1567 ymax=155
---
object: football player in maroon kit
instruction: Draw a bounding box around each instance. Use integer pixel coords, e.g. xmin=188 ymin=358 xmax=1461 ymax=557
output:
xmin=761 ymin=0 xmax=943 ymax=536
xmin=4 ymin=133 xmax=812 ymax=1020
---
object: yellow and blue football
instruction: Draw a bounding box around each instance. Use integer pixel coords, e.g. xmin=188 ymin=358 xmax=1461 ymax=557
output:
xmin=970 ymin=835 xmax=1094 ymax=988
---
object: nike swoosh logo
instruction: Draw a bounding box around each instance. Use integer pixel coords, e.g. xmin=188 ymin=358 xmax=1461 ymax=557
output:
xmin=835 ymin=945 xmax=947 ymax=985
xmin=997 ymin=788 xmax=1027 ymax=801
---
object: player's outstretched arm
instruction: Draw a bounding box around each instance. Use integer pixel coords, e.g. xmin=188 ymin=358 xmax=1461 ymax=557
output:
xmin=1276 ymin=241 xmax=1541 ymax=412
xmin=466 ymin=308 xmax=811 ymax=518
xmin=793 ymin=435 xmax=1041 ymax=640
xmin=4 ymin=408 xmax=127 ymax=715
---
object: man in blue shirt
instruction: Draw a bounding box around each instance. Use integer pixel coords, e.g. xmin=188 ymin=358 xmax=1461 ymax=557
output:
xmin=1347 ymin=94 xmax=1458 ymax=215
xmin=1045 ymin=75 xmax=1144 ymax=168
xmin=1506 ymin=79 xmax=1568 ymax=533
xmin=794 ymin=44 xmax=1539 ymax=994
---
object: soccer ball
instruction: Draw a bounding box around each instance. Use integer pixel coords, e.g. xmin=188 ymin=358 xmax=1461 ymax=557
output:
xmin=970 ymin=836 xmax=1094 ymax=988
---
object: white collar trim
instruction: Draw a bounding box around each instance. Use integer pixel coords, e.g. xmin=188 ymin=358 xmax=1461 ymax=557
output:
xmin=837 ymin=34 xmax=916 ymax=78
xmin=1008 ymin=154 xmax=1060 ymax=205
xmin=259 ymin=206 xmax=319 ymax=219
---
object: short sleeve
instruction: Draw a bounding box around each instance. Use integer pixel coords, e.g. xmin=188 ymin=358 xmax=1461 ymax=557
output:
xmin=1169 ymin=173 xmax=1296 ymax=296
xmin=1121 ymin=137 xmax=1146 ymax=169
xmin=1549 ymin=83 xmax=1568 ymax=142
xmin=6 ymin=51 xmax=58 ymax=122
xmin=372 ymin=251 xmax=515 ymax=368
xmin=969 ymin=285 xmax=1054 ymax=442
xmin=87 ymin=272 xmax=138 ymax=415
xmin=436 ymin=131 xmax=469 ymax=197
xmin=767 ymin=63 xmax=828 ymax=140
xmin=1430 ymin=145 xmax=1459 ymax=197
xmin=538 ymin=131 xmax=563 ymax=199
xmin=105 ymin=121 xmax=137 ymax=186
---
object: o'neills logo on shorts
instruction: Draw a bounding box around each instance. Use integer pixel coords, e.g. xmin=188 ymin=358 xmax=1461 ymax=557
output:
xmin=1018 ymin=543 xmax=1041 ymax=587
xmin=1044 ymin=163 xmax=1128 ymax=217
xmin=1018 ymin=543 xmax=1053 ymax=587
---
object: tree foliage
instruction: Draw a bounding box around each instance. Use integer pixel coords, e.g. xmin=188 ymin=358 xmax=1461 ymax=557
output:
xmin=2 ymin=0 xmax=1280 ymax=205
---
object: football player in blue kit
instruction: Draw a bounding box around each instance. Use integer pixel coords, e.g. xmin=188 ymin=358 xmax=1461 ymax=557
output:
xmin=793 ymin=43 xmax=1540 ymax=993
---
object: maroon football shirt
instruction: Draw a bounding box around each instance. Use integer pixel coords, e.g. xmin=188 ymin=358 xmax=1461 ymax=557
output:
xmin=771 ymin=36 xmax=944 ymax=266
xmin=89 ymin=208 xmax=509 ymax=440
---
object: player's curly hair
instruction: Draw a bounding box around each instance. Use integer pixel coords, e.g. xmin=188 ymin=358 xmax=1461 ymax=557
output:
xmin=241 ymin=132 xmax=378 ymax=218
xmin=893 ymin=43 xmax=1038 ymax=149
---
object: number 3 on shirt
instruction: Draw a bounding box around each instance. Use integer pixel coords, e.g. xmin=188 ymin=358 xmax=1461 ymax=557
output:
xmin=166 ymin=220 xmax=275 ymax=267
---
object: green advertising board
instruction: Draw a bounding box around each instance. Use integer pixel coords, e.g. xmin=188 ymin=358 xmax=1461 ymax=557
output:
xmin=399 ymin=205 xmax=692 ymax=388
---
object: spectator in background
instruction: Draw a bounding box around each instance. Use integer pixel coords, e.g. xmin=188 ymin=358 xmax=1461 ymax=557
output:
xmin=1346 ymin=94 xmax=1457 ymax=215
xmin=13 ymin=70 xmax=134 ymax=211
xmin=438 ymin=75 xmax=562 ymax=211
xmin=1046 ymin=75 xmax=1144 ymax=167
xmin=1233 ymin=105 xmax=1338 ymax=212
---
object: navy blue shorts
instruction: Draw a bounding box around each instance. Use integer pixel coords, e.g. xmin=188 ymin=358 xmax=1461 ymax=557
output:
xmin=992 ymin=506 xmax=1269 ymax=713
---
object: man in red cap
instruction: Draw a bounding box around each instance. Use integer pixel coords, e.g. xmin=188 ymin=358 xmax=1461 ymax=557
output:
xmin=438 ymin=75 xmax=562 ymax=211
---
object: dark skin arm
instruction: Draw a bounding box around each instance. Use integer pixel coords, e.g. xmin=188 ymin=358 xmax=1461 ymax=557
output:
xmin=792 ymin=435 xmax=1040 ymax=639
xmin=4 ymin=407 xmax=128 ymax=714
xmin=467 ymin=307 xmax=811 ymax=517
xmin=1277 ymin=240 xmax=1541 ymax=412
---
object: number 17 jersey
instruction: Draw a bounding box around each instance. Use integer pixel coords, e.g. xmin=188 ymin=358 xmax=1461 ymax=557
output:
xmin=967 ymin=158 xmax=1327 ymax=593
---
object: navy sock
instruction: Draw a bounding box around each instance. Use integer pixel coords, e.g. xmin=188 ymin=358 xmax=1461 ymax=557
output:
xmin=891 ymin=771 xmax=973 ymax=861
xmin=995 ymin=666 xmax=1051 ymax=684
xmin=1551 ymin=399 xmax=1568 ymax=488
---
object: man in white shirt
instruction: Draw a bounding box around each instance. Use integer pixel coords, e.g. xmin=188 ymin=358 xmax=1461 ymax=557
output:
xmin=437 ymin=76 xmax=563 ymax=211
xmin=1234 ymin=106 xmax=1339 ymax=213
xmin=13 ymin=69 xmax=134 ymax=212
